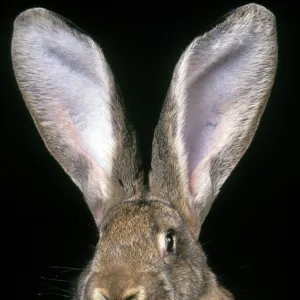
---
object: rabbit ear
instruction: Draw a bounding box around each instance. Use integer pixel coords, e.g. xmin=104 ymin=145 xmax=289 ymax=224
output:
xmin=12 ymin=8 xmax=144 ymax=226
xmin=150 ymin=4 xmax=278 ymax=237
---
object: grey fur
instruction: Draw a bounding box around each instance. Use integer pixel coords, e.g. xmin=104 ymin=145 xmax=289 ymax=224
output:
xmin=11 ymin=3 xmax=277 ymax=299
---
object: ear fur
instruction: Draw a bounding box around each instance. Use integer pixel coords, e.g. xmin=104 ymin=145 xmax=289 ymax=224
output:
xmin=11 ymin=8 xmax=144 ymax=226
xmin=149 ymin=3 xmax=278 ymax=236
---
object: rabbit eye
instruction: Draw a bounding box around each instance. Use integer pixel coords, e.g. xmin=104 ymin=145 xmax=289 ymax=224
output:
xmin=166 ymin=230 xmax=175 ymax=253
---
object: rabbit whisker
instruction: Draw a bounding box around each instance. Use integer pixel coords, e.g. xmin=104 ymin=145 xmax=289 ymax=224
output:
xmin=50 ymin=266 xmax=84 ymax=271
xmin=38 ymin=292 xmax=70 ymax=298
xmin=41 ymin=276 xmax=72 ymax=283
xmin=40 ymin=282 xmax=72 ymax=294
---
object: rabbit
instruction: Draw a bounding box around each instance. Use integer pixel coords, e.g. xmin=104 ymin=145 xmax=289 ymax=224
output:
xmin=11 ymin=3 xmax=277 ymax=300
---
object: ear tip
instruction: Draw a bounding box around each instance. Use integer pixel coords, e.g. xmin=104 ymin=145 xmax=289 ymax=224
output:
xmin=13 ymin=7 xmax=59 ymax=37
xmin=12 ymin=7 xmax=67 ymax=54
xmin=220 ymin=3 xmax=277 ymax=43
xmin=14 ymin=7 xmax=48 ymax=26
xmin=12 ymin=8 xmax=45 ymax=55
xmin=235 ymin=3 xmax=276 ymax=23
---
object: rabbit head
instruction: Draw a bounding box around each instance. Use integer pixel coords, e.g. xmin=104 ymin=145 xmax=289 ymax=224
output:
xmin=11 ymin=3 xmax=277 ymax=300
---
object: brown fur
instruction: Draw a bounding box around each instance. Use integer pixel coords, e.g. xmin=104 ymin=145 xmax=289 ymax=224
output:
xmin=11 ymin=3 xmax=277 ymax=299
xmin=76 ymin=200 xmax=232 ymax=299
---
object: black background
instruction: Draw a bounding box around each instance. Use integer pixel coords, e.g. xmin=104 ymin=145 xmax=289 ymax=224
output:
xmin=1 ymin=1 xmax=292 ymax=300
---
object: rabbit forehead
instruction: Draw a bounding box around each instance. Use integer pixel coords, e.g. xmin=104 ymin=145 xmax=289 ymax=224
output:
xmin=89 ymin=201 xmax=182 ymax=267
xmin=101 ymin=200 xmax=183 ymax=238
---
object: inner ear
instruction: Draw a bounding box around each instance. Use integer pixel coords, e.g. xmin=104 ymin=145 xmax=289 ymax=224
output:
xmin=184 ymin=52 xmax=244 ymax=176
